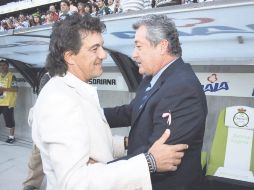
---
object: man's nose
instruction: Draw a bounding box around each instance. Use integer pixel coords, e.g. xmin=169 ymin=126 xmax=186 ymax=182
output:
xmin=99 ymin=48 xmax=107 ymax=60
xmin=132 ymin=49 xmax=138 ymax=61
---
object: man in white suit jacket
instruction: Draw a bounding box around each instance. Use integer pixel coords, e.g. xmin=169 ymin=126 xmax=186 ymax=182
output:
xmin=30 ymin=13 xmax=188 ymax=190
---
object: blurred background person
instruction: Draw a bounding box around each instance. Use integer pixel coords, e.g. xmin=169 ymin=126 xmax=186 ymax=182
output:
xmin=0 ymin=20 xmax=9 ymax=31
xmin=155 ymin=0 xmax=183 ymax=7
xmin=5 ymin=17 xmax=15 ymax=30
xmin=16 ymin=13 xmax=30 ymax=29
xmin=77 ymin=2 xmax=86 ymax=16
xmin=113 ymin=0 xmax=122 ymax=13
xmin=49 ymin=4 xmax=59 ymax=22
xmin=120 ymin=0 xmax=152 ymax=13
xmin=84 ymin=3 xmax=92 ymax=15
xmin=59 ymin=0 xmax=71 ymax=20
xmin=31 ymin=13 xmax=42 ymax=27
xmin=68 ymin=0 xmax=78 ymax=13
xmin=91 ymin=2 xmax=99 ymax=16
xmin=96 ymin=0 xmax=113 ymax=17
xmin=43 ymin=10 xmax=55 ymax=25
xmin=0 ymin=59 xmax=18 ymax=144
xmin=107 ymin=0 xmax=115 ymax=12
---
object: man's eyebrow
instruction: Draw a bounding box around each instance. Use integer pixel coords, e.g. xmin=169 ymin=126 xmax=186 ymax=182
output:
xmin=134 ymin=40 xmax=142 ymax=44
xmin=88 ymin=41 xmax=104 ymax=50
xmin=88 ymin=43 xmax=100 ymax=50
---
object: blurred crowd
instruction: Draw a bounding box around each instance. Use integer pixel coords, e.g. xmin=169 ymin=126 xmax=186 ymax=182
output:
xmin=0 ymin=0 xmax=213 ymax=31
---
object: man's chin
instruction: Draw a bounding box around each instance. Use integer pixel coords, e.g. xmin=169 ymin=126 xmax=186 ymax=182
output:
xmin=92 ymin=70 xmax=103 ymax=79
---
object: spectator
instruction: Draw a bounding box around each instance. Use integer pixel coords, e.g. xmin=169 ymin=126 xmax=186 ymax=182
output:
xmin=27 ymin=15 xmax=34 ymax=28
xmin=152 ymin=0 xmax=156 ymax=7
xmin=31 ymin=13 xmax=42 ymax=26
xmin=0 ymin=59 xmax=18 ymax=144
xmin=113 ymin=0 xmax=122 ymax=13
xmin=107 ymin=0 xmax=115 ymax=12
xmin=16 ymin=13 xmax=30 ymax=29
xmin=78 ymin=2 xmax=92 ymax=16
xmin=155 ymin=0 xmax=183 ymax=7
xmin=77 ymin=2 xmax=86 ymax=16
xmin=43 ymin=11 xmax=55 ymax=25
xmin=91 ymin=2 xmax=99 ymax=16
xmin=120 ymin=0 xmax=152 ymax=13
xmin=59 ymin=0 xmax=71 ymax=20
xmin=0 ymin=20 xmax=9 ymax=31
xmin=96 ymin=0 xmax=112 ymax=17
xmin=5 ymin=17 xmax=15 ymax=30
xmin=49 ymin=4 xmax=59 ymax=22
xmin=12 ymin=17 xmax=20 ymax=29
xmin=68 ymin=0 xmax=78 ymax=13
xmin=84 ymin=3 xmax=92 ymax=14
xmin=40 ymin=14 xmax=46 ymax=24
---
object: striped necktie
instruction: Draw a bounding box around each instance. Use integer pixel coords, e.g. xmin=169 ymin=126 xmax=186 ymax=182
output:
xmin=138 ymin=83 xmax=151 ymax=110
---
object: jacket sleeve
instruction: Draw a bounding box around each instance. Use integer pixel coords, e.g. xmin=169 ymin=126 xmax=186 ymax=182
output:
xmin=33 ymin=92 xmax=152 ymax=190
xmin=150 ymin=81 xmax=206 ymax=145
xmin=104 ymin=103 xmax=132 ymax=128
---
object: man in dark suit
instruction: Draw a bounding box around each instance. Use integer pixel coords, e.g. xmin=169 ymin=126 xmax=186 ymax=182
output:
xmin=104 ymin=14 xmax=207 ymax=190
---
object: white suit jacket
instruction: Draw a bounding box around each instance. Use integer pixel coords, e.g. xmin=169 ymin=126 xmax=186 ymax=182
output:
xmin=31 ymin=72 xmax=152 ymax=190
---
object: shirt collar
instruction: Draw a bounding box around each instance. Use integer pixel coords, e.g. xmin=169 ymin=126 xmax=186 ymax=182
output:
xmin=63 ymin=72 xmax=98 ymax=97
xmin=149 ymin=58 xmax=179 ymax=88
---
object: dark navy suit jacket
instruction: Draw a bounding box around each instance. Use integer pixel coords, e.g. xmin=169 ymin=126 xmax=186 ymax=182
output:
xmin=104 ymin=58 xmax=207 ymax=190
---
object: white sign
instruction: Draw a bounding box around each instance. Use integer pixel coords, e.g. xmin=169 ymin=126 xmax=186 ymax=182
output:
xmin=196 ymin=73 xmax=254 ymax=98
xmin=217 ymin=127 xmax=254 ymax=183
xmin=214 ymin=106 xmax=254 ymax=183
xmin=89 ymin=72 xmax=129 ymax=91
xmin=225 ymin=106 xmax=254 ymax=130
xmin=224 ymin=128 xmax=253 ymax=170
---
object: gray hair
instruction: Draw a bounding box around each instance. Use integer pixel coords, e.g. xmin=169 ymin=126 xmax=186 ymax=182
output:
xmin=133 ymin=14 xmax=182 ymax=57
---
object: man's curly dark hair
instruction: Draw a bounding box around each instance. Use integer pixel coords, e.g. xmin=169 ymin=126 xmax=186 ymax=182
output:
xmin=46 ymin=13 xmax=106 ymax=77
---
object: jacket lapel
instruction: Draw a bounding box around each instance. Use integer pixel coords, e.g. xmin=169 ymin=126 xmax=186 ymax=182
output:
xmin=131 ymin=58 xmax=184 ymax=125
xmin=132 ymin=84 xmax=159 ymax=125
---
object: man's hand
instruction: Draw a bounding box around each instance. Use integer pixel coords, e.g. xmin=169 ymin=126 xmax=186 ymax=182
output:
xmin=149 ymin=129 xmax=188 ymax=172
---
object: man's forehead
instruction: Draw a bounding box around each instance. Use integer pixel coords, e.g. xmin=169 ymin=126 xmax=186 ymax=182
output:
xmin=80 ymin=31 xmax=104 ymax=45
xmin=80 ymin=30 xmax=102 ymax=39
xmin=134 ymin=32 xmax=145 ymax=43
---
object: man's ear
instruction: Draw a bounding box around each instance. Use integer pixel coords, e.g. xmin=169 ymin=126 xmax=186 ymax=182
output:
xmin=63 ymin=51 xmax=75 ymax=66
xmin=160 ymin=39 xmax=169 ymax=55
